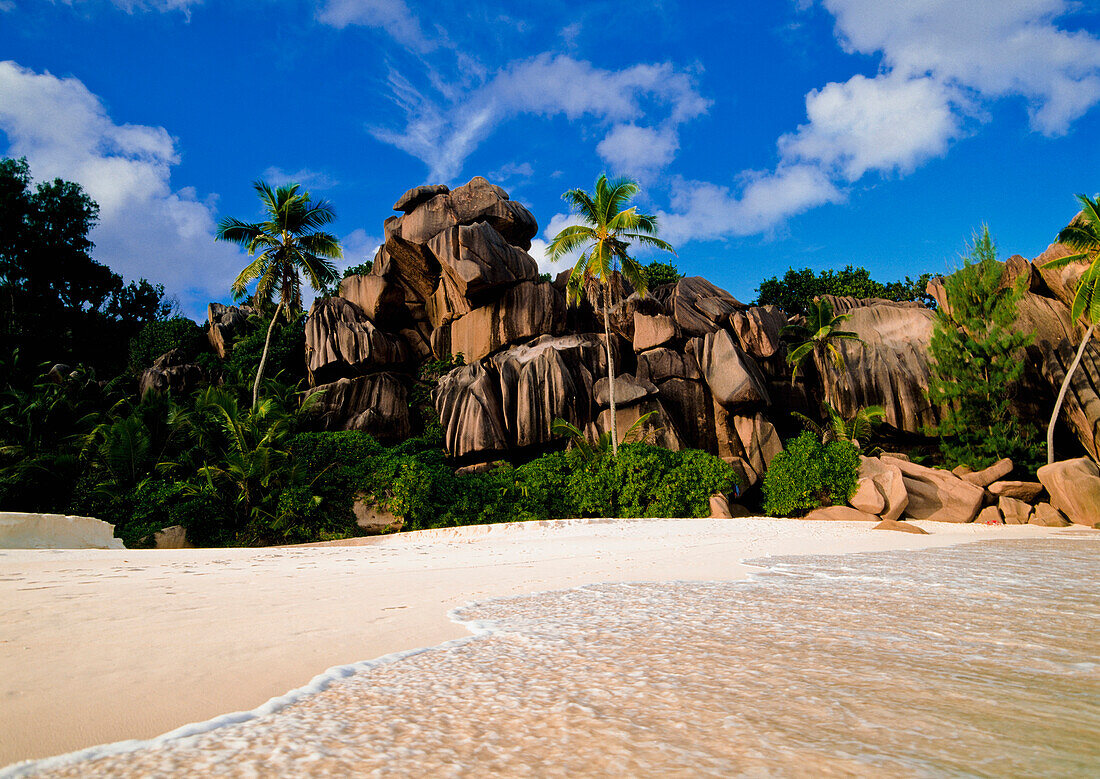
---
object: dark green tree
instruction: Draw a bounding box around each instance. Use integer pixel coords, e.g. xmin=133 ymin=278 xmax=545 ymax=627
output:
xmin=756 ymin=265 xmax=933 ymax=316
xmin=642 ymin=260 xmax=682 ymax=288
xmin=928 ymin=227 xmax=1039 ymax=470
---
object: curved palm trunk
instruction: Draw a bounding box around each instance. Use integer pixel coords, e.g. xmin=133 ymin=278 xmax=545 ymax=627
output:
xmin=253 ymin=301 xmax=283 ymax=408
xmin=1047 ymin=322 xmax=1095 ymax=464
xmin=602 ymin=284 xmax=618 ymax=456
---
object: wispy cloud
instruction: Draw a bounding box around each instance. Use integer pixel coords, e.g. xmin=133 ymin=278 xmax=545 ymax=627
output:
xmin=262 ymin=166 xmax=339 ymax=191
xmin=369 ymin=53 xmax=709 ymax=182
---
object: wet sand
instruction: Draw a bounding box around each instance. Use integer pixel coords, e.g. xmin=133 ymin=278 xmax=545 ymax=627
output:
xmin=0 ymin=517 xmax=1071 ymax=766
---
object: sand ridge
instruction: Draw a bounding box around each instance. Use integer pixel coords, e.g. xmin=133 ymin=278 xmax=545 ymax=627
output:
xmin=0 ymin=517 xmax=1071 ymax=766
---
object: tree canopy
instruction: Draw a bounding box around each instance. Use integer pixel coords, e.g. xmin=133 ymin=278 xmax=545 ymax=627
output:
xmin=756 ymin=265 xmax=933 ymax=316
xmin=0 ymin=157 xmax=171 ymax=375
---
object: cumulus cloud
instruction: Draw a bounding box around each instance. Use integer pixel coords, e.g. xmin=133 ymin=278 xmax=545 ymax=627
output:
xmin=821 ymin=0 xmax=1100 ymax=135
xmin=779 ymin=72 xmax=962 ymax=180
xmin=370 ymin=53 xmax=709 ymax=182
xmin=596 ymin=123 xmax=680 ymax=178
xmin=648 ymin=0 xmax=1100 ymax=247
xmin=528 ymin=212 xmax=585 ymax=278
xmin=0 ymin=60 xmax=241 ymax=317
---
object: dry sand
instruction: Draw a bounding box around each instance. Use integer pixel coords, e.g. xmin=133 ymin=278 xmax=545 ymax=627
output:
xmin=0 ymin=517 xmax=1071 ymax=767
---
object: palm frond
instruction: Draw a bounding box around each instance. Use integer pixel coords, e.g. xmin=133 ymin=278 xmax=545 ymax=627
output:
xmin=547 ymin=225 xmax=596 ymax=260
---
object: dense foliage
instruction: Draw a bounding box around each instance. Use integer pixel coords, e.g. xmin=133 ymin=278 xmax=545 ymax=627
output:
xmin=757 ymin=265 xmax=933 ymax=316
xmin=762 ymin=431 xmax=860 ymax=517
xmin=1 ymin=158 xmax=173 ymax=376
xmin=642 ymin=260 xmax=683 ymax=288
xmin=928 ymin=228 xmax=1041 ymax=471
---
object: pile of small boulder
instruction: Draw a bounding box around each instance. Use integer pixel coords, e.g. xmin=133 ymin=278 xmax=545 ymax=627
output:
xmin=792 ymin=454 xmax=1100 ymax=532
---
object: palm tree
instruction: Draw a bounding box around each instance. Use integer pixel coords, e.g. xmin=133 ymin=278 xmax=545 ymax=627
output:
xmin=216 ymin=181 xmax=342 ymax=407
xmin=547 ymin=175 xmax=674 ymax=455
xmin=782 ymin=297 xmax=862 ymax=384
xmin=1042 ymin=193 xmax=1100 ymax=464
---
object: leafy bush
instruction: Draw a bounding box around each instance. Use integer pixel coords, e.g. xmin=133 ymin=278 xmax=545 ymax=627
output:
xmin=128 ymin=317 xmax=206 ymax=373
xmin=762 ymin=431 xmax=860 ymax=517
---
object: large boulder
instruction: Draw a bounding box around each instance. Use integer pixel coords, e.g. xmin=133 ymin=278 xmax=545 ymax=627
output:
xmin=729 ymin=305 xmax=786 ymax=358
xmin=961 ymin=458 xmax=1014 ymax=488
xmin=694 ymin=329 xmax=770 ymax=407
xmin=305 ymin=297 xmax=410 ymax=383
xmin=816 ymin=296 xmax=939 ymax=435
xmin=883 ymin=457 xmax=985 ymax=523
xmin=651 ymin=277 xmax=743 ymax=337
xmin=306 ymin=373 xmax=410 ymax=442
xmin=712 ymin=405 xmax=781 ymax=486
xmin=654 ymin=377 xmax=715 ymax=451
xmin=427 ymin=221 xmax=538 ymax=301
xmin=207 ymin=302 xmax=256 ymax=359
xmin=434 ymin=362 xmax=509 ymax=459
xmin=849 ymin=477 xmax=886 ymax=515
xmin=803 ymin=506 xmax=879 ymax=521
xmin=859 ymin=456 xmax=908 ymax=522
xmin=1030 ymin=502 xmax=1072 ymax=527
xmin=491 ymin=334 xmax=606 ymax=449
xmin=446 ymin=281 xmax=565 ymax=362
xmin=338 ymin=274 xmax=406 ymax=322
xmin=594 ymin=375 xmax=658 ymax=408
xmin=393 ymin=176 xmax=538 ymax=249
xmin=632 ymin=312 xmax=678 ymax=352
xmin=1036 ymin=457 xmax=1100 ymax=526
xmin=988 ymin=480 xmax=1044 ymax=502
xmin=999 ymin=496 xmax=1033 ymax=525
xmin=636 ymin=347 xmax=702 ymax=383
xmin=139 ymin=349 xmax=204 ymax=398
xmin=392 ymin=184 xmax=449 ymax=214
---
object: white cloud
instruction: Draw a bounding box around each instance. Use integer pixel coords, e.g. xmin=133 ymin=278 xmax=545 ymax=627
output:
xmin=316 ymin=0 xmax=434 ymax=52
xmin=262 ymin=166 xmax=339 ymax=190
xmin=779 ymin=72 xmax=961 ymax=180
xmin=596 ymin=123 xmax=680 ymax=178
xmin=0 ymin=60 xmax=241 ymax=318
xmin=486 ymin=160 xmax=534 ymax=183
xmin=370 ymin=53 xmax=709 ymax=182
xmin=340 ymin=228 xmax=383 ymax=270
xmin=820 ymin=0 xmax=1100 ymax=135
xmin=648 ymin=0 xmax=1100 ymax=247
xmin=529 ymin=212 xmax=585 ymax=278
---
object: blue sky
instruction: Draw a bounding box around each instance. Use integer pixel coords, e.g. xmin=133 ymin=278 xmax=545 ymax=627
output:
xmin=2 ymin=0 xmax=1099 ymax=319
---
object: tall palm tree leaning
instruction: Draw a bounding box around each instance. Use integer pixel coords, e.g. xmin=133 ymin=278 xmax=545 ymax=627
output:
xmin=216 ymin=181 xmax=342 ymax=407
xmin=1042 ymin=192 xmax=1100 ymax=464
xmin=547 ymin=174 xmax=674 ymax=455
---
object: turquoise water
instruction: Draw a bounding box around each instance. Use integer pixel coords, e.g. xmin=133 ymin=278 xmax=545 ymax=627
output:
xmin=23 ymin=537 xmax=1100 ymax=777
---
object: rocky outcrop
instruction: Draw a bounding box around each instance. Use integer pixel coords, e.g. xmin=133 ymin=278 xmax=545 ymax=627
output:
xmin=305 ymin=297 xmax=411 ymax=383
xmin=1037 ymin=458 xmax=1100 ymax=526
xmin=1041 ymin=338 xmax=1100 ymax=461
xmin=729 ymin=305 xmax=786 ymax=358
xmin=352 ymin=496 xmax=404 ymax=534
xmin=207 ymin=302 xmax=255 ymax=359
xmin=139 ymin=349 xmax=204 ymax=398
xmin=815 ymin=297 xmax=939 ymax=435
xmin=445 ymin=281 xmax=565 ymax=362
xmin=306 ymin=374 xmax=410 ymax=443
xmin=651 ymin=277 xmax=744 ymax=337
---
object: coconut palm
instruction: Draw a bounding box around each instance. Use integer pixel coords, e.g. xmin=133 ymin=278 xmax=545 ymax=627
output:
xmin=781 ymin=297 xmax=862 ymax=383
xmin=547 ymin=175 xmax=674 ymax=455
xmin=1042 ymin=193 xmax=1100 ymax=464
xmin=216 ymin=181 xmax=341 ymax=407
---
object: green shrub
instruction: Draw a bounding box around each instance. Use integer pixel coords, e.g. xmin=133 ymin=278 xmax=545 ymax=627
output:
xmin=225 ymin=312 xmax=306 ymax=386
xmin=762 ymin=431 xmax=860 ymax=517
xmin=128 ymin=317 xmax=206 ymax=373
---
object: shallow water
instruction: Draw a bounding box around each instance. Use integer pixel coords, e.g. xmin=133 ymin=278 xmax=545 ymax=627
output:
xmin=21 ymin=538 xmax=1100 ymax=777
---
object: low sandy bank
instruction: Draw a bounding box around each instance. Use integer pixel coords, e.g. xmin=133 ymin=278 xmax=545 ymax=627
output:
xmin=0 ymin=517 xmax=1071 ymax=766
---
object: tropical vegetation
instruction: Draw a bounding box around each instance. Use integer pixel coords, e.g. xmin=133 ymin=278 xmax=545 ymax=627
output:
xmin=781 ymin=297 xmax=862 ymax=383
xmin=928 ymin=226 xmax=1041 ymax=471
xmin=756 ymin=265 xmax=934 ymax=316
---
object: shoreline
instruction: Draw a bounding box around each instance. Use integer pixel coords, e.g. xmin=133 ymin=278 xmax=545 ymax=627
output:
xmin=0 ymin=517 xmax=1076 ymax=768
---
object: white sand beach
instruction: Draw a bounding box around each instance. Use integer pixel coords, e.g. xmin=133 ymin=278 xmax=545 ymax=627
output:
xmin=0 ymin=517 xmax=1073 ymax=767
